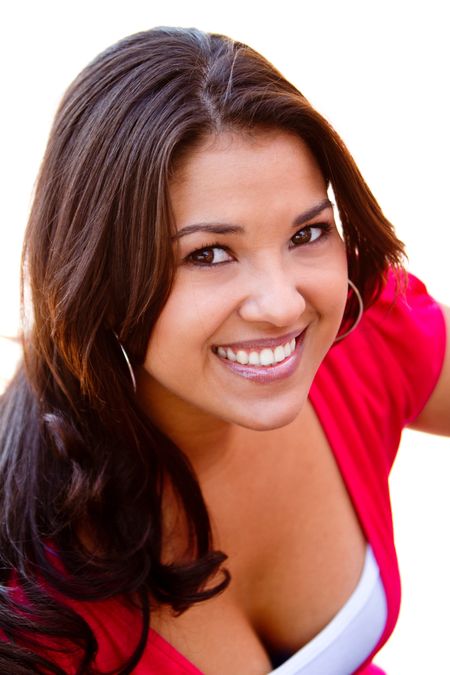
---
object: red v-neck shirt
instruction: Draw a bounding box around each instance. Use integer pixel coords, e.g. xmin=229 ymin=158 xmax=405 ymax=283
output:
xmin=309 ymin=271 xmax=446 ymax=672
xmin=5 ymin=272 xmax=447 ymax=673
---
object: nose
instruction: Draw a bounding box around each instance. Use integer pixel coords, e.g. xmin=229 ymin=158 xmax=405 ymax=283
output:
xmin=237 ymin=262 xmax=306 ymax=328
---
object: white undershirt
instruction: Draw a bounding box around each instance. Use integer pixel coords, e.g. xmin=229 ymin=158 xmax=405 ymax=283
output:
xmin=268 ymin=545 xmax=387 ymax=675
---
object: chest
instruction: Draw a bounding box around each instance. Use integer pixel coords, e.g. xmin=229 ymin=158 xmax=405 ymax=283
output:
xmin=151 ymin=402 xmax=367 ymax=673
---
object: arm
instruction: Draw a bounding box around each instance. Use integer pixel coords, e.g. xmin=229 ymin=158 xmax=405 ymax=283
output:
xmin=408 ymin=304 xmax=450 ymax=436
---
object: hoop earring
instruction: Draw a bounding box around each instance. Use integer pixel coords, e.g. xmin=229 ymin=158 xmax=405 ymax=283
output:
xmin=334 ymin=279 xmax=364 ymax=343
xmin=113 ymin=331 xmax=137 ymax=392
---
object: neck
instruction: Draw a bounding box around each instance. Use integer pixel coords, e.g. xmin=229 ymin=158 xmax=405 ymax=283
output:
xmin=136 ymin=369 xmax=241 ymax=478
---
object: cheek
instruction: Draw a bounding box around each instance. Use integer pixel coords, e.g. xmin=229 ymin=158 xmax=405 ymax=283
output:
xmin=143 ymin=282 xmax=232 ymax=370
xmin=328 ymin=241 xmax=349 ymax=309
xmin=311 ymin=243 xmax=347 ymax=292
xmin=331 ymin=278 xmax=350 ymax=326
xmin=306 ymin=248 xmax=348 ymax=330
xmin=314 ymin=284 xmax=348 ymax=334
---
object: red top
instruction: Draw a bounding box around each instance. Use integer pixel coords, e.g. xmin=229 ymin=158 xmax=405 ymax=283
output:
xmin=309 ymin=271 xmax=446 ymax=672
xmin=6 ymin=272 xmax=448 ymax=673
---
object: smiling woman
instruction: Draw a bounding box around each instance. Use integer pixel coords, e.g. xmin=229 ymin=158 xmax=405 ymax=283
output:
xmin=142 ymin=130 xmax=348 ymax=433
xmin=0 ymin=26 xmax=448 ymax=675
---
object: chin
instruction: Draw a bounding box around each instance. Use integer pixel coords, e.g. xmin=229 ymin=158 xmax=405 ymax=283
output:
xmin=228 ymin=398 xmax=306 ymax=432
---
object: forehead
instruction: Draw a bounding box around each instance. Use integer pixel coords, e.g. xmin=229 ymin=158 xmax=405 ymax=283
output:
xmin=172 ymin=128 xmax=322 ymax=183
xmin=169 ymin=129 xmax=327 ymax=223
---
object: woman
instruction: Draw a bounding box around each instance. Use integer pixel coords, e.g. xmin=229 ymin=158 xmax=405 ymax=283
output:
xmin=0 ymin=26 xmax=448 ymax=674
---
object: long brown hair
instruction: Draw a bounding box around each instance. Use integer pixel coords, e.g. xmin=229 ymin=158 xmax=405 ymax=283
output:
xmin=0 ymin=27 xmax=404 ymax=673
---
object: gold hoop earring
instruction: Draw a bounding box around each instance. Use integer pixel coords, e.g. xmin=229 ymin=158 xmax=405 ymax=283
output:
xmin=334 ymin=279 xmax=364 ymax=343
xmin=113 ymin=331 xmax=137 ymax=392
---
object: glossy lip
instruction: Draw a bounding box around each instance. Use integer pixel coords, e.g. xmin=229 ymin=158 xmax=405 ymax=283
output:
xmin=214 ymin=330 xmax=306 ymax=384
xmin=213 ymin=328 xmax=302 ymax=352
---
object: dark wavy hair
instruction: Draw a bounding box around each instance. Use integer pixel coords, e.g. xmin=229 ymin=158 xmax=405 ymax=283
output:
xmin=0 ymin=26 xmax=404 ymax=673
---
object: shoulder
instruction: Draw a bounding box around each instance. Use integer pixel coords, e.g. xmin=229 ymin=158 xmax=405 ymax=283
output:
xmin=408 ymin=302 xmax=450 ymax=435
xmin=360 ymin=270 xmax=447 ymax=430
xmin=317 ymin=270 xmax=447 ymax=431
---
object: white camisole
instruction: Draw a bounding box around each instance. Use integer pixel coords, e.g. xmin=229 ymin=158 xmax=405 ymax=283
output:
xmin=268 ymin=545 xmax=387 ymax=674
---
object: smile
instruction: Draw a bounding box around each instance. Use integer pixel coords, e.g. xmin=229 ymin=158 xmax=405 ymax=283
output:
xmin=213 ymin=331 xmax=305 ymax=383
xmin=216 ymin=337 xmax=296 ymax=367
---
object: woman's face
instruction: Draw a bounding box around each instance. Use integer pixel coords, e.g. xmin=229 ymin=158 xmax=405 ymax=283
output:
xmin=140 ymin=129 xmax=348 ymax=433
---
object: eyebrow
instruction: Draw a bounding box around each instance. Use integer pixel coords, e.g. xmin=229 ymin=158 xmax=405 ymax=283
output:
xmin=172 ymin=197 xmax=333 ymax=240
xmin=292 ymin=198 xmax=334 ymax=227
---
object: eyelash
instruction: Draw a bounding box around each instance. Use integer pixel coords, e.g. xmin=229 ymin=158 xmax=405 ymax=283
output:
xmin=184 ymin=223 xmax=333 ymax=267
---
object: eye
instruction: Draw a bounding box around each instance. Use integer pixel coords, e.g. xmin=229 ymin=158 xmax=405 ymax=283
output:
xmin=185 ymin=245 xmax=234 ymax=266
xmin=290 ymin=223 xmax=331 ymax=247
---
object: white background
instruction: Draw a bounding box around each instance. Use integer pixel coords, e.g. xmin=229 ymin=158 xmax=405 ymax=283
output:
xmin=0 ymin=1 xmax=449 ymax=671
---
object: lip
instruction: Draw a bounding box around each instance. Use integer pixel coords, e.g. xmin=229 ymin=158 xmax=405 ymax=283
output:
xmin=214 ymin=330 xmax=306 ymax=384
xmin=213 ymin=329 xmax=303 ymax=352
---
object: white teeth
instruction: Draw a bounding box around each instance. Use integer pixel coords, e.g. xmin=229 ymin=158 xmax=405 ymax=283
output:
xmin=274 ymin=345 xmax=286 ymax=363
xmin=236 ymin=350 xmax=249 ymax=365
xmin=260 ymin=348 xmax=275 ymax=366
xmin=226 ymin=348 xmax=236 ymax=362
xmin=216 ymin=336 xmax=299 ymax=367
xmin=248 ymin=351 xmax=260 ymax=365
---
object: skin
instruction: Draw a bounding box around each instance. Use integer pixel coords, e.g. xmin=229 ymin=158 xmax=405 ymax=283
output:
xmin=136 ymin=130 xmax=366 ymax=674
xmin=138 ymin=129 xmax=348 ymax=470
xmin=134 ymin=128 xmax=450 ymax=674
